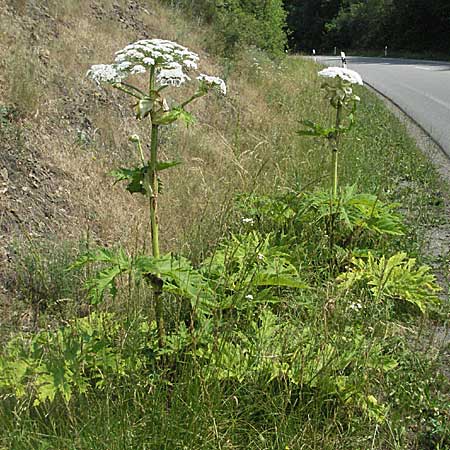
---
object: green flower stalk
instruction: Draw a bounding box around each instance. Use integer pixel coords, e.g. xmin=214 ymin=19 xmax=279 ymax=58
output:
xmin=87 ymin=39 xmax=226 ymax=347
xmin=317 ymin=66 xmax=363 ymax=198
xmin=298 ymin=66 xmax=363 ymax=261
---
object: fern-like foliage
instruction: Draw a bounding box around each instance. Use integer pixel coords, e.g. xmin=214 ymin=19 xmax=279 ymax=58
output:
xmin=298 ymin=185 xmax=404 ymax=236
xmin=71 ymin=249 xmax=215 ymax=314
xmin=204 ymin=231 xmax=308 ymax=293
xmin=70 ymin=248 xmax=132 ymax=304
xmin=0 ymin=313 xmax=134 ymax=405
xmin=337 ymin=252 xmax=441 ymax=313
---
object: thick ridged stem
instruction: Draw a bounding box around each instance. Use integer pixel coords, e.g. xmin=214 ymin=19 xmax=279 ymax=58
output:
xmin=149 ymin=125 xmax=160 ymax=260
xmin=329 ymin=103 xmax=343 ymax=264
xmin=145 ymin=65 xmax=165 ymax=348
xmin=148 ymin=124 xmax=165 ymax=348
xmin=331 ymin=104 xmax=342 ymax=198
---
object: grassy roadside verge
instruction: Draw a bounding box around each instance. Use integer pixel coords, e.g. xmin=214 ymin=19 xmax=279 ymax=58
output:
xmin=1 ymin=5 xmax=449 ymax=449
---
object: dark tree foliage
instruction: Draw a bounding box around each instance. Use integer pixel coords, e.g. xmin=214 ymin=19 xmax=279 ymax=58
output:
xmin=284 ymin=0 xmax=340 ymax=52
xmin=284 ymin=0 xmax=450 ymax=54
xmin=170 ymin=0 xmax=287 ymax=57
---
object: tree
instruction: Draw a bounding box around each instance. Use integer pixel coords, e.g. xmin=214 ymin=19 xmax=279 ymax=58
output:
xmin=284 ymin=0 xmax=450 ymax=54
xmin=284 ymin=0 xmax=340 ymax=52
xmin=324 ymin=0 xmax=394 ymax=50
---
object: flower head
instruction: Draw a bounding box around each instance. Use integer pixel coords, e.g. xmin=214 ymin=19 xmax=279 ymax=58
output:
xmin=114 ymin=39 xmax=199 ymax=72
xmin=156 ymin=62 xmax=190 ymax=87
xmin=130 ymin=64 xmax=146 ymax=75
xmin=318 ymin=67 xmax=363 ymax=86
xmin=348 ymin=302 xmax=362 ymax=311
xmin=87 ymin=38 xmax=200 ymax=88
xmin=197 ymin=73 xmax=227 ymax=95
xmin=87 ymin=38 xmax=226 ymax=96
xmin=86 ymin=64 xmax=125 ymax=85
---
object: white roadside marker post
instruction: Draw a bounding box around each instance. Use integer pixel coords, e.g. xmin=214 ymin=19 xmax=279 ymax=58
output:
xmin=334 ymin=46 xmax=337 ymax=56
xmin=385 ymin=45 xmax=388 ymax=57
xmin=312 ymin=48 xmax=316 ymax=62
xmin=340 ymin=51 xmax=347 ymax=68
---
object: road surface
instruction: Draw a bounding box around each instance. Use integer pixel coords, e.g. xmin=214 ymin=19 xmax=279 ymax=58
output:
xmin=317 ymin=56 xmax=450 ymax=159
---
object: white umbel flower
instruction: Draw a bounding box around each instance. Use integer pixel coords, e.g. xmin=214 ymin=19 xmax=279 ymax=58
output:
xmin=130 ymin=64 xmax=146 ymax=75
xmin=114 ymin=38 xmax=199 ymax=72
xmin=318 ymin=67 xmax=363 ymax=85
xmin=197 ymin=73 xmax=227 ymax=95
xmin=88 ymin=39 xmax=201 ymax=87
xmin=86 ymin=64 xmax=125 ymax=84
xmin=87 ymin=38 xmax=226 ymax=94
xmin=157 ymin=63 xmax=190 ymax=87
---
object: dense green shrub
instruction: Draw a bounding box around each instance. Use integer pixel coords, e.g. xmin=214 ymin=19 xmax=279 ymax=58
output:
xmin=170 ymin=0 xmax=287 ymax=57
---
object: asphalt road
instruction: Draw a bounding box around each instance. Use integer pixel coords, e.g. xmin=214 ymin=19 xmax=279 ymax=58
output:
xmin=317 ymin=56 xmax=450 ymax=159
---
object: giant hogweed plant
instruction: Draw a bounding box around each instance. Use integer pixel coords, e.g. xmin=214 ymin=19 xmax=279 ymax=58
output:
xmin=298 ymin=67 xmax=365 ymax=259
xmin=82 ymin=39 xmax=226 ymax=347
xmin=298 ymin=67 xmax=363 ymax=199
xmin=294 ymin=66 xmax=440 ymax=312
xmin=80 ymin=40 xmax=305 ymax=348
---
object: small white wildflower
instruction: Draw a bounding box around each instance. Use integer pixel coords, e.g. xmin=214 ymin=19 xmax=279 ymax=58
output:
xmin=257 ymin=253 xmax=264 ymax=261
xmin=241 ymin=217 xmax=254 ymax=225
xmin=114 ymin=39 xmax=198 ymax=72
xmin=86 ymin=64 xmax=124 ymax=84
xmin=142 ymin=57 xmax=155 ymax=66
xmin=118 ymin=61 xmax=132 ymax=70
xmin=149 ymin=50 xmax=163 ymax=59
xmin=245 ymin=294 xmax=254 ymax=300
xmin=130 ymin=65 xmax=146 ymax=75
xmin=348 ymin=302 xmax=362 ymax=311
xmin=318 ymin=67 xmax=363 ymax=85
xmin=162 ymin=53 xmax=174 ymax=63
xmin=197 ymin=73 xmax=227 ymax=95
xmin=183 ymin=59 xmax=198 ymax=70
xmin=126 ymin=49 xmax=145 ymax=60
xmin=157 ymin=63 xmax=190 ymax=87
xmin=115 ymin=51 xmax=125 ymax=60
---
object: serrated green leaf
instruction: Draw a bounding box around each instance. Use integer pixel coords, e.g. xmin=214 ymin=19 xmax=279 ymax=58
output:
xmin=156 ymin=160 xmax=182 ymax=172
xmin=136 ymin=254 xmax=215 ymax=315
xmin=109 ymin=167 xmax=147 ymax=195
xmin=86 ymin=265 xmax=123 ymax=304
xmin=254 ymin=273 xmax=308 ymax=289
xmin=297 ymin=120 xmax=336 ymax=138
xmin=109 ymin=167 xmax=136 ymax=183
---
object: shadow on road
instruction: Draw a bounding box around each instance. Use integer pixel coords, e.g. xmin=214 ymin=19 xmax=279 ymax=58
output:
xmin=318 ymin=56 xmax=450 ymax=71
